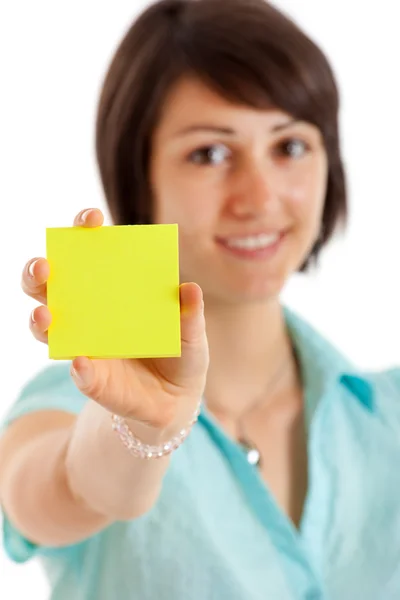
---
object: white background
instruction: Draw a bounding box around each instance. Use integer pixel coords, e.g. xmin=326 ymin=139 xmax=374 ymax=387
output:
xmin=1 ymin=1 xmax=399 ymax=597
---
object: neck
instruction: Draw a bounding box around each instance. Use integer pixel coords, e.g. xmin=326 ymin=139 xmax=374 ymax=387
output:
xmin=203 ymin=297 xmax=297 ymax=417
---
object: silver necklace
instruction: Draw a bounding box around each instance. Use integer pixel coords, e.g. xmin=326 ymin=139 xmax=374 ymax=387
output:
xmin=235 ymin=357 xmax=293 ymax=468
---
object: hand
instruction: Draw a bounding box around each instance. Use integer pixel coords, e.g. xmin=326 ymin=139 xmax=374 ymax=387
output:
xmin=22 ymin=208 xmax=209 ymax=432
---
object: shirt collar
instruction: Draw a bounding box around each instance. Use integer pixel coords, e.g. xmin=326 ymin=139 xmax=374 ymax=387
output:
xmin=284 ymin=306 xmax=375 ymax=421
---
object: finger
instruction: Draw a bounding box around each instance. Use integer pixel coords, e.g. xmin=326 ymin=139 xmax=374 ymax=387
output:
xmin=21 ymin=257 xmax=50 ymax=304
xmin=70 ymin=356 xmax=97 ymax=395
xmin=73 ymin=208 xmax=104 ymax=228
xmin=175 ymin=282 xmax=209 ymax=383
xmin=70 ymin=357 xmax=138 ymax=418
xmin=29 ymin=305 xmax=52 ymax=344
xmin=179 ymin=282 xmax=204 ymax=344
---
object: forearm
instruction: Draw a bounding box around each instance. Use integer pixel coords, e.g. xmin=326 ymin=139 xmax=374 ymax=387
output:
xmin=1 ymin=422 xmax=114 ymax=547
xmin=64 ymin=399 xmax=173 ymax=521
xmin=1 ymin=401 xmax=180 ymax=548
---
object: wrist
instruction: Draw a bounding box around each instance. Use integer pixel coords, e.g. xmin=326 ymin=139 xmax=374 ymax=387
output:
xmin=112 ymin=398 xmax=202 ymax=460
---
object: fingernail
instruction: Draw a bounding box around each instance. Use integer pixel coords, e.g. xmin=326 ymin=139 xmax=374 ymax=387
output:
xmin=71 ymin=366 xmax=87 ymax=387
xmin=31 ymin=309 xmax=36 ymax=324
xmin=28 ymin=260 xmax=37 ymax=278
xmin=79 ymin=209 xmax=92 ymax=224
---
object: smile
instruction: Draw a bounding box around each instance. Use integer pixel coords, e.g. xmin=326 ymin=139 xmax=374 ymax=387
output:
xmin=215 ymin=231 xmax=286 ymax=261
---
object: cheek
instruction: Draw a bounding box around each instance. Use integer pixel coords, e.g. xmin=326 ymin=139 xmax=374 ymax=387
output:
xmin=288 ymin=184 xmax=323 ymax=218
xmin=155 ymin=173 xmax=220 ymax=234
xmin=285 ymin=163 xmax=327 ymax=225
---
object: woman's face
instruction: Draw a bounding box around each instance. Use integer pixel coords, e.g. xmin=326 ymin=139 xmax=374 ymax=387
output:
xmin=150 ymin=77 xmax=328 ymax=305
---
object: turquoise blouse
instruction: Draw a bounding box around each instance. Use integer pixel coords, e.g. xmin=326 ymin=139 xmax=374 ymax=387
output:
xmin=2 ymin=308 xmax=400 ymax=599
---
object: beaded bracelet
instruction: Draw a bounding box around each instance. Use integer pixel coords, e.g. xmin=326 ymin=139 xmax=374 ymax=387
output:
xmin=111 ymin=403 xmax=201 ymax=459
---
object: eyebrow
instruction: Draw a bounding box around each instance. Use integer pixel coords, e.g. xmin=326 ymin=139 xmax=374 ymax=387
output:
xmin=173 ymin=118 xmax=300 ymax=137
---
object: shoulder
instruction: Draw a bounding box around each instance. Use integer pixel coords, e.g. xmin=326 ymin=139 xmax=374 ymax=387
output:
xmin=1 ymin=363 xmax=87 ymax=432
xmin=376 ymin=366 xmax=400 ymax=388
xmin=284 ymin=307 xmax=400 ymax=425
xmin=349 ymin=366 xmax=400 ymax=432
xmin=361 ymin=366 xmax=400 ymax=401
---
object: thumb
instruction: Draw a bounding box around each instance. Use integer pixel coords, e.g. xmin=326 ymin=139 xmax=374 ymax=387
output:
xmin=179 ymin=282 xmax=204 ymax=339
xmin=176 ymin=282 xmax=209 ymax=383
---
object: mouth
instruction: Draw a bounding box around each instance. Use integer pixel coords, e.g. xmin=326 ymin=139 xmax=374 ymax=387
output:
xmin=215 ymin=231 xmax=287 ymax=261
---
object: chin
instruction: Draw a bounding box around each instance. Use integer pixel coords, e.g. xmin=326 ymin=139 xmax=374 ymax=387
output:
xmin=211 ymin=273 xmax=288 ymax=305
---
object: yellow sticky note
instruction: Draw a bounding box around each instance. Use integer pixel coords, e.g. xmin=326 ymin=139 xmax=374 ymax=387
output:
xmin=46 ymin=224 xmax=181 ymax=360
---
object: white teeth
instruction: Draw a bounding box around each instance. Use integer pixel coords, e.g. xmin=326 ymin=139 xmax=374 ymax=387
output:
xmin=225 ymin=233 xmax=279 ymax=250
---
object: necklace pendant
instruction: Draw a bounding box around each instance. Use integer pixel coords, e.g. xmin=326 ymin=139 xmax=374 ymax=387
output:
xmin=239 ymin=438 xmax=261 ymax=467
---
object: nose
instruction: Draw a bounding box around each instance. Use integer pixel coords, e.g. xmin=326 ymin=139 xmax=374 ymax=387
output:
xmin=227 ymin=160 xmax=280 ymax=219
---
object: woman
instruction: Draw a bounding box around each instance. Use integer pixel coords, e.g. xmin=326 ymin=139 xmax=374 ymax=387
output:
xmin=1 ymin=0 xmax=400 ymax=598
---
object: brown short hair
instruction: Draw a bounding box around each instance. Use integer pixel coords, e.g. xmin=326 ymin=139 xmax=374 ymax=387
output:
xmin=95 ymin=0 xmax=347 ymax=269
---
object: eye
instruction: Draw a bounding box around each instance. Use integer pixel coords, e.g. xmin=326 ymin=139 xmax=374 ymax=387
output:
xmin=188 ymin=144 xmax=231 ymax=166
xmin=275 ymin=138 xmax=310 ymax=159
